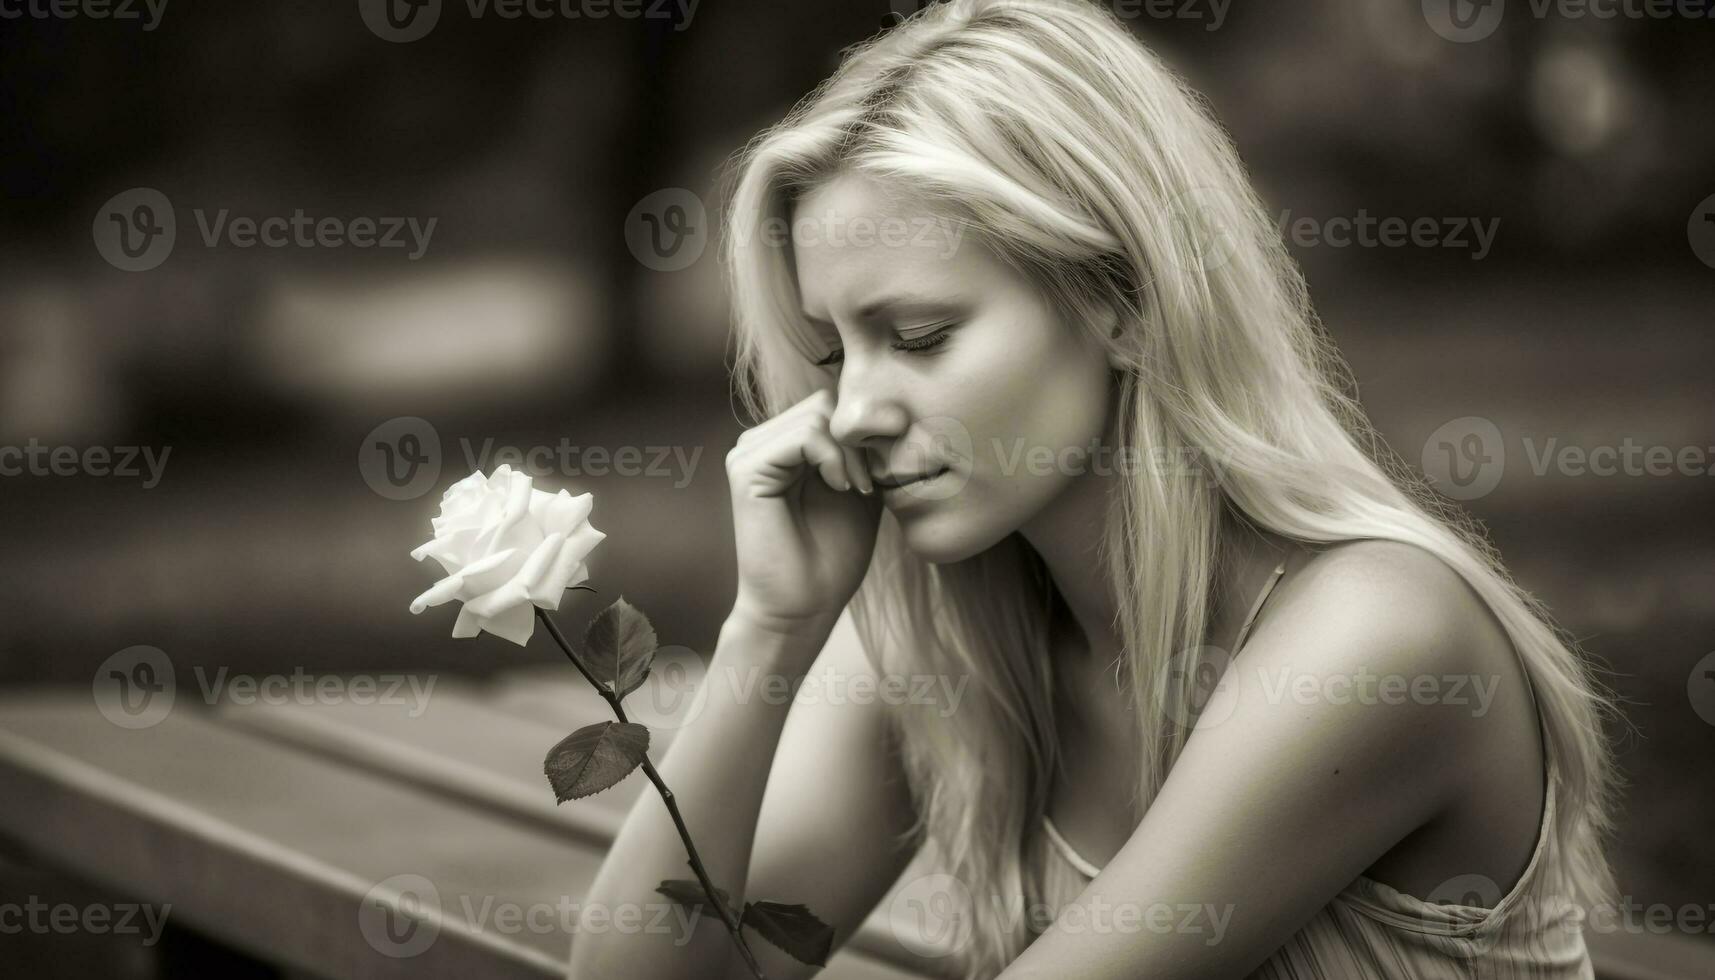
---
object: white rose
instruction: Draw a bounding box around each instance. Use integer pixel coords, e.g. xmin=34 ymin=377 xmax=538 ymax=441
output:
xmin=408 ymin=464 xmax=606 ymax=645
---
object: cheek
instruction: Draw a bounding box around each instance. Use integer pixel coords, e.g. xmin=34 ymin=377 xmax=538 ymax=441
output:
xmin=962 ymin=329 xmax=1110 ymax=483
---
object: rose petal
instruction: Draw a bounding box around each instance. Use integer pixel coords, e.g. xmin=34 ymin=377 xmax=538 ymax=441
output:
xmin=452 ymin=605 xmax=485 ymax=638
xmin=408 ymin=575 xmax=465 ymax=614
xmin=514 ymin=531 xmax=569 ymax=605
xmin=543 ymin=523 xmax=605 ymax=594
xmin=481 ymin=602 xmax=536 ymax=646
xmin=462 ymin=582 xmax=527 ymax=619
xmin=533 ymin=489 xmax=594 ymax=537
xmin=461 ymin=532 xmax=559 ymax=619
xmin=409 ymin=527 xmax=482 ymax=573
xmin=455 ymin=547 xmax=522 ymax=597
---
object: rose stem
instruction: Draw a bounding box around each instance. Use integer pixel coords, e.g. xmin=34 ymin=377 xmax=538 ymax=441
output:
xmin=535 ymin=607 xmax=769 ymax=980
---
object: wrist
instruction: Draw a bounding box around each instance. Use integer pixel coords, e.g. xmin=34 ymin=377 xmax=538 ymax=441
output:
xmin=721 ymin=603 xmax=834 ymax=669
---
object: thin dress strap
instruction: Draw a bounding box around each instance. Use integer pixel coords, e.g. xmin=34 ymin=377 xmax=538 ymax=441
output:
xmin=1231 ymin=558 xmax=1289 ymax=655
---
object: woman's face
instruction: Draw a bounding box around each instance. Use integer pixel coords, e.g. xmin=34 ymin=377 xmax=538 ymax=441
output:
xmin=790 ymin=172 xmax=1117 ymax=563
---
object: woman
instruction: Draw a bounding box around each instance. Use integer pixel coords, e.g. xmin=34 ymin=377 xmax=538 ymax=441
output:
xmin=571 ymin=1 xmax=1621 ymax=977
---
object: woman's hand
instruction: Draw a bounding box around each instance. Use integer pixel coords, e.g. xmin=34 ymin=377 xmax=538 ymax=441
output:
xmin=726 ymin=388 xmax=883 ymax=652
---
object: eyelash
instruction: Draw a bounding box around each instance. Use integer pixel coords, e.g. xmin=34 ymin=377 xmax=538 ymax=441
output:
xmin=813 ymin=324 xmax=957 ymax=367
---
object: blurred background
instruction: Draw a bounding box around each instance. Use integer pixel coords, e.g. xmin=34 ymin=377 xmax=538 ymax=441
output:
xmin=1 ymin=0 xmax=1711 ymax=974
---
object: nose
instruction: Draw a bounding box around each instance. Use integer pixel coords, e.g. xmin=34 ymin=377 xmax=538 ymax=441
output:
xmin=828 ymin=360 xmax=909 ymax=450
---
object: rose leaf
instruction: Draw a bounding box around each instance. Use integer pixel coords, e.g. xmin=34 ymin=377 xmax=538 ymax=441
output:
xmin=543 ymin=721 xmax=649 ymax=803
xmin=582 ymin=596 xmax=657 ymax=699
xmin=655 ymin=879 xmax=736 ymax=921
xmin=741 ymin=900 xmax=835 ymax=967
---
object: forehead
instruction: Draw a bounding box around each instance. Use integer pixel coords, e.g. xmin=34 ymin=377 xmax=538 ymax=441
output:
xmin=789 ymin=172 xmax=975 ymax=315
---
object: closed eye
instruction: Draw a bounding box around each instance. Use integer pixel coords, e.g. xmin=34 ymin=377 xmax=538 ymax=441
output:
xmin=813 ymin=322 xmax=958 ymax=368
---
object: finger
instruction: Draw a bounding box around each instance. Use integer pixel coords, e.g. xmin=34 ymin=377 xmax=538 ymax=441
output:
xmin=840 ymin=443 xmax=873 ymax=494
xmin=796 ymin=426 xmax=852 ymax=492
xmin=734 ymin=388 xmax=834 ymax=448
xmin=743 ymin=420 xmax=847 ymax=495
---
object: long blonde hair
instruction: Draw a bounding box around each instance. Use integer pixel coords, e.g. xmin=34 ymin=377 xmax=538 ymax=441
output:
xmin=720 ymin=1 xmax=1621 ymax=975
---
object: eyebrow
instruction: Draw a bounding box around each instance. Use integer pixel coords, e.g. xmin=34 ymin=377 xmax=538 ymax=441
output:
xmin=800 ymin=293 xmax=957 ymax=329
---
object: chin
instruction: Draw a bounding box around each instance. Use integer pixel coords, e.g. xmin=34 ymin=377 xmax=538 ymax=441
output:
xmin=892 ymin=508 xmax=1009 ymax=565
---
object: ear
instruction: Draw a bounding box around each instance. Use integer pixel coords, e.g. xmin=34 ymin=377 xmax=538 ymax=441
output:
xmin=1096 ymin=302 xmax=1126 ymax=368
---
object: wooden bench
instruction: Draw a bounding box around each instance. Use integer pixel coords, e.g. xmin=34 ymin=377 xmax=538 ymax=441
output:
xmin=0 ymin=669 xmax=953 ymax=977
xmin=0 ymin=615 xmax=1709 ymax=979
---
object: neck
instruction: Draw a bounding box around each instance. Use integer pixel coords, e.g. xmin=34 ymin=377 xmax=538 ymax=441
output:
xmin=1021 ymin=472 xmax=1289 ymax=671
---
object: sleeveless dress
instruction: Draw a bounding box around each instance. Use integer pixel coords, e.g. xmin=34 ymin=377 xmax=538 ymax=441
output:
xmin=1039 ymin=559 xmax=1593 ymax=978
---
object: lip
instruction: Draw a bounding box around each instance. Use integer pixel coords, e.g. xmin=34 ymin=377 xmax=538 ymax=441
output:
xmin=877 ymin=466 xmax=951 ymax=494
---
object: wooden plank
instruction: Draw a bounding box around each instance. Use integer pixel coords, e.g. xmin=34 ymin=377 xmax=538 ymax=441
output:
xmin=211 ymin=675 xmax=641 ymax=846
xmin=0 ymin=692 xmax=939 ymax=980
xmin=215 ymin=664 xmax=962 ymax=975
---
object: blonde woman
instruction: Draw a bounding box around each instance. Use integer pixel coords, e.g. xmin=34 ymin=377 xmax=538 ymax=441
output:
xmin=571 ymin=1 xmax=1621 ymax=977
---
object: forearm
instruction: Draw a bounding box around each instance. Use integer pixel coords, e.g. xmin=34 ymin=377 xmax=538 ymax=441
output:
xmin=566 ymin=611 xmax=827 ymax=980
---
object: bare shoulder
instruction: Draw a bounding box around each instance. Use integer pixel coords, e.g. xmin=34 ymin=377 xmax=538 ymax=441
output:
xmin=1278 ymin=538 xmax=1514 ymax=668
xmin=1259 ymin=537 xmax=1533 ymax=757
